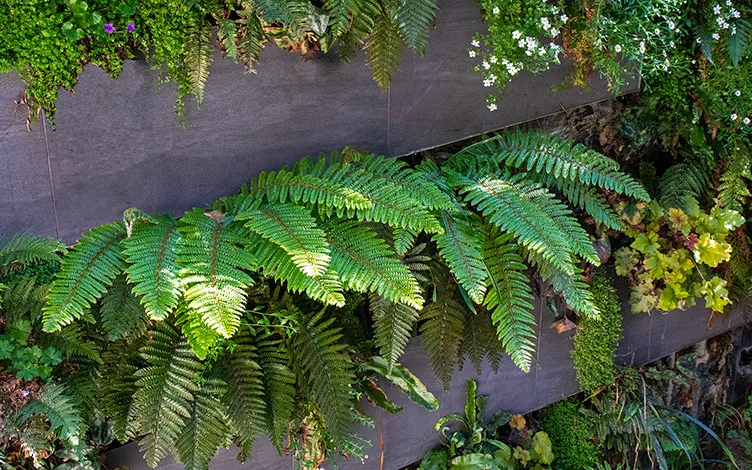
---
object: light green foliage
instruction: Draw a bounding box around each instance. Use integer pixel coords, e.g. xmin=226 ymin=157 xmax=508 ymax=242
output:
xmin=19 ymin=383 xmax=83 ymax=446
xmin=541 ymin=399 xmax=600 ymax=470
xmin=614 ymin=203 xmax=744 ymax=314
xmin=571 ymin=274 xmax=623 ymax=394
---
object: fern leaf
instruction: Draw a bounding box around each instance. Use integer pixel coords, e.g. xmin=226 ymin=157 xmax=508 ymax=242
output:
xmin=237 ymin=7 xmax=266 ymax=72
xmin=19 ymin=383 xmax=82 ymax=445
xmin=123 ymin=215 xmax=183 ymax=321
xmin=418 ymin=290 xmax=464 ymax=388
xmin=2 ymin=277 xmax=48 ymax=325
xmin=718 ymin=143 xmax=751 ymax=212
xmin=0 ymin=233 xmax=64 ymax=266
xmin=177 ymin=209 xmax=255 ymax=338
xmin=100 ymin=276 xmax=148 ymax=341
xmin=325 ymin=0 xmax=354 ymax=36
xmin=553 ymin=180 xmax=624 ymax=230
xmin=339 ymin=0 xmax=380 ymax=61
xmin=324 ymin=220 xmax=423 ymax=308
xmin=43 ymin=223 xmax=126 ymax=332
xmin=293 ymin=310 xmax=354 ymax=444
xmin=365 ymin=6 xmax=402 ymax=88
xmin=393 ymin=227 xmax=417 ymax=256
xmin=530 ymin=253 xmax=600 ymax=319
xmin=659 ymin=163 xmax=707 ymax=216
xmin=100 ymin=343 xmax=143 ymax=441
xmin=385 ymin=0 xmax=436 ymax=54
xmin=257 ymin=335 xmax=296 ymax=449
xmin=458 ymin=309 xmax=504 ymax=375
xmin=216 ymin=17 xmax=239 ymax=62
xmin=131 ymin=323 xmax=204 ymax=467
xmin=176 ymin=303 xmax=224 ymax=360
xmin=38 ymin=324 xmax=101 ymax=363
xmin=728 ymin=19 xmax=751 ymax=67
xmin=433 ymin=212 xmax=488 ymax=303
xmin=483 ymin=232 xmax=536 ymax=372
xmin=183 ymin=21 xmax=214 ymax=106
xmin=175 ymin=378 xmax=232 ymax=470
xmin=371 ymin=294 xmax=419 ymax=371
xmin=238 ymin=203 xmax=331 ymax=277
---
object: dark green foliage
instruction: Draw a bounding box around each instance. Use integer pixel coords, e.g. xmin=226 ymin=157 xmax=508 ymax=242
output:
xmin=541 ymin=399 xmax=600 ymax=470
xmin=365 ymin=6 xmax=403 ymax=88
xmin=99 ymin=277 xmax=148 ymax=341
xmin=659 ymin=163 xmax=707 ymax=216
xmin=0 ymin=233 xmax=64 ymax=268
xmin=571 ymin=274 xmax=623 ymax=394
xmin=19 ymin=383 xmax=82 ymax=446
xmin=418 ymin=282 xmax=465 ymax=389
xmin=371 ymin=294 xmax=419 ymax=372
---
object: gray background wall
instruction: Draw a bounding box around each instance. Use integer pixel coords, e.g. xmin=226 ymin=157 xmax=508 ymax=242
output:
xmin=0 ymin=0 xmax=635 ymax=244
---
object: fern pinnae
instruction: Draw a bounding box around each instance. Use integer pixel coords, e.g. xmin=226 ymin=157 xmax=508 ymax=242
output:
xmin=371 ymin=293 xmax=420 ymax=372
xmin=183 ymin=21 xmax=214 ymax=106
xmin=19 ymin=383 xmax=82 ymax=446
xmin=43 ymin=222 xmax=127 ymax=332
xmin=385 ymin=0 xmax=437 ymax=54
xmin=364 ymin=5 xmax=402 ymax=88
xmin=0 ymin=232 xmax=64 ymax=267
xmin=123 ymin=214 xmax=183 ymax=321
xmin=433 ymin=212 xmax=488 ymax=304
xmin=99 ymin=276 xmax=148 ymax=341
xmin=458 ymin=308 xmax=504 ymax=375
xmin=256 ymin=335 xmax=296 ymax=449
xmin=237 ymin=8 xmax=266 ymax=72
xmin=418 ymin=285 xmax=464 ymax=388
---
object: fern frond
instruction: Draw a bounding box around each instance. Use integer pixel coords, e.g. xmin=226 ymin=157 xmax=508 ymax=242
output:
xmin=100 ymin=343 xmax=143 ymax=441
xmin=293 ymin=310 xmax=354 ymax=444
xmin=176 ymin=303 xmax=223 ymax=360
xmin=456 ymin=173 xmax=576 ymax=276
xmin=0 ymin=233 xmax=64 ymax=267
xmin=339 ymin=0 xmax=380 ymax=61
xmin=530 ymin=252 xmax=600 ymax=319
xmin=433 ymin=212 xmax=488 ymax=303
xmin=183 ymin=21 xmax=214 ymax=106
xmin=124 ymin=215 xmax=183 ymax=321
xmin=324 ymin=220 xmax=423 ymax=308
xmin=99 ymin=276 xmax=148 ymax=341
xmin=131 ymin=323 xmax=204 ymax=467
xmin=718 ymin=143 xmax=751 ymax=212
xmin=255 ymin=0 xmax=311 ymax=28
xmin=371 ymin=294 xmax=419 ymax=372
xmin=177 ymin=209 xmax=255 ymax=339
xmin=418 ymin=288 xmax=464 ymax=388
xmin=550 ymin=180 xmax=624 ymax=230
xmin=393 ymin=227 xmax=417 ymax=256
xmin=257 ymin=335 xmax=296 ymax=449
xmin=216 ymin=17 xmax=239 ymax=62
xmin=325 ymin=0 xmax=354 ymax=36
xmin=2 ymin=277 xmax=48 ymax=325
xmin=19 ymin=383 xmax=82 ymax=445
xmin=458 ymin=309 xmax=504 ymax=375
xmin=728 ymin=19 xmax=751 ymax=67
xmin=238 ymin=203 xmax=331 ymax=277
xmin=43 ymin=223 xmax=126 ymax=332
xmin=385 ymin=0 xmax=436 ymax=54
xmin=482 ymin=232 xmax=536 ymax=372
xmin=237 ymin=8 xmax=266 ymax=72
xmin=38 ymin=324 xmax=101 ymax=362
xmin=175 ymin=378 xmax=232 ymax=470
xmin=364 ymin=6 xmax=402 ymax=87
xmin=659 ymin=163 xmax=707 ymax=216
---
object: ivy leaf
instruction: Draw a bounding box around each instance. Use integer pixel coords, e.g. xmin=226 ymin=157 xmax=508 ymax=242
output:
xmin=631 ymin=232 xmax=661 ymax=255
xmin=693 ymin=233 xmax=732 ymax=267
xmin=0 ymin=339 xmax=14 ymax=360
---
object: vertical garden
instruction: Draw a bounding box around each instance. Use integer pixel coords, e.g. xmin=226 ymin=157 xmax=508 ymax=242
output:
xmin=1 ymin=0 xmax=752 ymax=469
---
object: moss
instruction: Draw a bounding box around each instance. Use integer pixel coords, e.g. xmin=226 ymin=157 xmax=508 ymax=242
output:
xmin=541 ymin=399 xmax=600 ymax=470
xmin=572 ymin=273 xmax=623 ymax=394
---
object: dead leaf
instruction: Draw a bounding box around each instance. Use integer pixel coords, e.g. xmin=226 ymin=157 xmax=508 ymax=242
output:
xmin=552 ymin=316 xmax=577 ymax=334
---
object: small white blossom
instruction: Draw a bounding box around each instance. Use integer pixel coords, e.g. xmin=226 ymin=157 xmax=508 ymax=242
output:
xmin=468 ymin=50 xmax=476 ymax=57
xmin=736 ymin=90 xmax=742 ymax=96
xmin=492 ymin=6 xmax=500 ymax=14
xmin=668 ymin=20 xmax=675 ymax=30
xmin=662 ymin=49 xmax=668 ymax=57
xmin=731 ymin=113 xmax=738 ymax=120
xmin=697 ymin=37 xmax=702 ymax=43
xmin=724 ymin=22 xmax=730 ymax=29
xmin=541 ymin=17 xmax=551 ymax=30
xmin=727 ymin=0 xmax=732 ymax=5
xmin=640 ymin=41 xmax=646 ymax=53
xmin=483 ymin=78 xmax=493 ymax=87
xmin=713 ymin=33 xmax=721 ymax=39
xmin=488 ymin=102 xmax=498 ymax=111
xmin=490 ymin=55 xmax=497 ymax=63
xmin=518 ymin=39 xmax=526 ymax=48
xmin=732 ymin=26 xmax=737 ymax=34
xmin=551 ymin=6 xmax=559 ymax=13
xmin=512 ymin=30 xmax=522 ymax=39
xmin=732 ymin=8 xmax=741 ymax=18
xmin=538 ymin=47 xmax=546 ymax=55
xmin=471 ymin=39 xmax=480 ymax=47
xmin=614 ymin=44 xmax=622 ymax=52
xmin=482 ymin=60 xmax=490 ymax=70
xmin=526 ymin=49 xmax=533 ymax=55
xmin=670 ymin=41 xmax=675 ymax=48
xmin=655 ymin=28 xmax=661 ymax=34
xmin=551 ymin=28 xmax=560 ymax=37
xmin=560 ymin=14 xmax=568 ymax=22
xmin=744 ymin=117 xmax=751 ymax=125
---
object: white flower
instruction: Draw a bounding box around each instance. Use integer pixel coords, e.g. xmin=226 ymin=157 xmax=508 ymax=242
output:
xmin=526 ymin=49 xmax=533 ymax=55
xmin=482 ymin=60 xmax=490 ymax=69
xmin=655 ymin=28 xmax=660 ymax=34
xmin=538 ymin=47 xmax=546 ymax=55
xmin=744 ymin=117 xmax=751 ymax=125
xmin=724 ymin=22 xmax=730 ymax=29
xmin=541 ymin=17 xmax=551 ymax=30
xmin=731 ymin=113 xmax=738 ymax=120
xmin=490 ymin=55 xmax=497 ymax=63
xmin=732 ymin=8 xmax=741 ymax=18
xmin=471 ymin=39 xmax=480 ymax=47
xmin=512 ymin=30 xmax=522 ymax=39
xmin=640 ymin=41 xmax=646 ymax=53
xmin=668 ymin=20 xmax=675 ymax=30
xmin=493 ymin=6 xmax=500 ymax=14
xmin=488 ymin=103 xmax=498 ymax=111
xmin=732 ymin=26 xmax=737 ymax=34
xmin=736 ymin=90 xmax=742 ymax=96
xmin=662 ymin=49 xmax=668 ymax=57
xmin=713 ymin=33 xmax=721 ymax=39
xmin=551 ymin=28 xmax=560 ymax=37
xmin=560 ymin=14 xmax=568 ymax=22
xmin=483 ymin=79 xmax=493 ymax=87
xmin=713 ymin=4 xmax=721 ymax=14
xmin=468 ymin=50 xmax=476 ymax=57
xmin=697 ymin=37 xmax=702 ymax=43
xmin=727 ymin=0 xmax=732 ymax=5
xmin=551 ymin=6 xmax=559 ymax=13
xmin=518 ymin=39 xmax=526 ymax=47
xmin=614 ymin=44 xmax=622 ymax=52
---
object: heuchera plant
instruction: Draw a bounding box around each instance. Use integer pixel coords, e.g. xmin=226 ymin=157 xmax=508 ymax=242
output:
xmin=614 ymin=201 xmax=745 ymax=314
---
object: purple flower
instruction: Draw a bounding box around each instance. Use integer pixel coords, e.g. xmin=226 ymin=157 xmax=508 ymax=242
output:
xmin=21 ymin=389 xmax=29 ymax=398
xmin=104 ymin=23 xmax=116 ymax=34
xmin=126 ymin=23 xmax=135 ymax=32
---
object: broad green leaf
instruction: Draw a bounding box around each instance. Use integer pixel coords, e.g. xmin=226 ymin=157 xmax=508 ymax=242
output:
xmin=362 ymin=356 xmax=439 ymax=411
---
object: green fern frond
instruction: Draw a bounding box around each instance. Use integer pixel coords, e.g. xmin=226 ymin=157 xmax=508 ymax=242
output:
xmin=393 ymin=227 xmax=417 ymax=256
xmin=293 ymin=310 xmax=354 ymax=444
xmin=183 ymin=21 xmax=214 ymax=106
xmin=718 ymin=143 xmax=751 ymax=212
xmin=255 ymin=0 xmax=311 ymax=28
xmin=131 ymin=323 xmax=204 ymax=467
xmin=176 ymin=303 xmax=224 ymax=360
xmin=19 ymin=383 xmax=82 ymax=446
xmin=175 ymin=378 xmax=232 ymax=470
xmin=216 ymin=17 xmax=239 ymax=62
xmin=238 ymin=203 xmax=331 ymax=277
xmin=371 ymin=293 xmax=419 ymax=372
xmin=458 ymin=309 xmax=504 ymax=375
xmin=531 ymin=253 xmax=600 ymax=319
xmin=728 ymin=19 xmax=751 ymax=67
xmin=339 ymin=0 xmax=380 ymax=61
xmin=99 ymin=276 xmax=148 ymax=341
xmin=124 ymin=215 xmax=183 ymax=321
xmin=100 ymin=343 xmax=142 ymax=440
xmin=324 ymin=220 xmax=423 ymax=308
xmin=325 ymin=0 xmax=355 ymax=36
xmin=659 ymin=163 xmax=707 ymax=216
xmin=0 ymin=233 xmax=64 ymax=267
xmin=177 ymin=209 xmax=255 ymax=339
xmin=237 ymin=8 xmax=266 ymax=72
xmin=39 ymin=324 xmax=101 ymax=363
xmin=385 ymin=0 xmax=436 ymax=54
xmin=43 ymin=223 xmax=126 ymax=332
xmin=551 ymin=180 xmax=624 ymax=230
xmin=433 ymin=212 xmax=488 ymax=303
xmin=455 ymin=173 xmax=576 ymax=276
xmin=418 ymin=287 xmax=464 ymax=388
xmin=2 ymin=277 xmax=48 ymax=325
xmin=257 ymin=335 xmax=297 ymax=449
xmin=365 ymin=6 xmax=402 ymax=88
xmin=482 ymin=232 xmax=536 ymax=372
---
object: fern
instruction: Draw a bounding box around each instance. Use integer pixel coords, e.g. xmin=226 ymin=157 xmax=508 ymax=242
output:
xmin=177 ymin=209 xmax=255 ymax=339
xmin=728 ymin=18 xmax=751 ymax=67
xmin=325 ymin=0 xmax=355 ymax=37
xmin=99 ymin=343 xmax=143 ymax=441
xmin=123 ymin=214 xmax=183 ymax=321
xmin=183 ymin=21 xmax=214 ymax=106
xmin=659 ymin=163 xmax=707 ymax=216
xmin=385 ymin=0 xmax=436 ymax=54
xmin=19 ymin=383 xmax=82 ymax=446
xmin=483 ymin=232 xmax=536 ymax=372
xmin=174 ymin=378 xmax=232 ymax=470
xmin=99 ymin=276 xmax=148 ymax=341
xmin=293 ymin=310 xmax=354 ymax=444
xmin=418 ymin=286 xmax=464 ymax=389
xmin=43 ymin=223 xmax=126 ymax=332
xmin=2 ymin=276 xmax=48 ymax=324
xmin=433 ymin=212 xmax=488 ymax=303
xmin=393 ymin=227 xmax=417 ymax=256
xmin=339 ymin=0 xmax=380 ymax=62
xmin=38 ymin=324 xmax=101 ymax=363
xmin=371 ymin=293 xmax=419 ymax=371
xmin=365 ymin=6 xmax=402 ymax=87
xmin=530 ymin=252 xmax=600 ymax=319
xmin=324 ymin=220 xmax=422 ymax=308
xmin=718 ymin=142 xmax=751 ymax=212
xmin=238 ymin=203 xmax=331 ymax=278
xmin=216 ymin=17 xmax=239 ymax=62
xmin=130 ymin=323 xmax=204 ymax=467
xmin=458 ymin=308 xmax=504 ymax=375
xmin=257 ymin=335 xmax=297 ymax=449
xmin=237 ymin=8 xmax=266 ymax=72
xmin=0 ymin=233 xmax=63 ymax=267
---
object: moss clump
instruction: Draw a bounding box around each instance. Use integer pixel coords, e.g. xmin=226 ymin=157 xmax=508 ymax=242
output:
xmin=541 ymin=399 xmax=600 ymax=470
xmin=572 ymin=273 xmax=623 ymax=394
